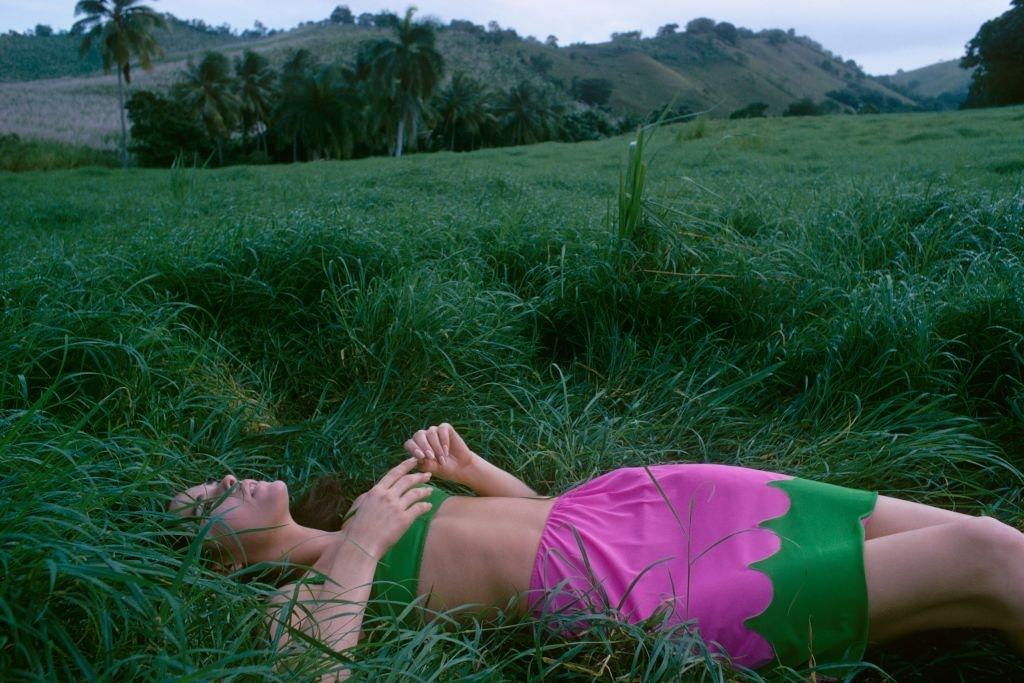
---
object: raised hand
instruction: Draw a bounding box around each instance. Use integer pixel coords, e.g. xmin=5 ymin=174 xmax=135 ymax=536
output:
xmin=403 ymin=423 xmax=479 ymax=485
xmin=341 ymin=457 xmax=434 ymax=558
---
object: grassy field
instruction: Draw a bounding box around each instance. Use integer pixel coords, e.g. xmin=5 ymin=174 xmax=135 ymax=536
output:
xmin=2 ymin=106 xmax=1024 ymax=680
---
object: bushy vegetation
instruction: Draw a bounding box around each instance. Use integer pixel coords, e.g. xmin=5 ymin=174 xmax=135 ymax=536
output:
xmin=0 ymin=132 xmax=117 ymax=171
xmin=2 ymin=106 xmax=1023 ymax=679
xmin=126 ymin=19 xmax=621 ymax=167
xmin=826 ymin=82 xmax=909 ymax=114
xmin=961 ymin=0 xmax=1024 ymax=107
xmin=782 ymin=98 xmax=823 ymax=117
xmin=730 ymin=102 xmax=769 ymax=119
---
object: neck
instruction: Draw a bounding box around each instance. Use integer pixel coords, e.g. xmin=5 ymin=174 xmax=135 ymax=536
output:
xmin=270 ymin=523 xmax=342 ymax=568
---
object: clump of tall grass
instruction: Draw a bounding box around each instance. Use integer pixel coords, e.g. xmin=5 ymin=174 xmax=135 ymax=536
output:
xmin=0 ymin=133 xmax=117 ymax=172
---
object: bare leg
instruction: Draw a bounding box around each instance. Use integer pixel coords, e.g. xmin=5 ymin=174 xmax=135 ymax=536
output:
xmin=864 ymin=495 xmax=974 ymax=540
xmin=864 ymin=517 xmax=1024 ymax=651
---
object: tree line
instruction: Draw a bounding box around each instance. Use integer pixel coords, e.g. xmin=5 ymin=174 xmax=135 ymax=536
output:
xmin=127 ymin=43 xmax=624 ymax=167
xmin=961 ymin=0 xmax=1024 ymax=108
xmin=73 ymin=1 xmax=626 ymax=168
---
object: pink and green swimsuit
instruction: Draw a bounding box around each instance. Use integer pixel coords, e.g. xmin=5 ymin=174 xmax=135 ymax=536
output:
xmin=361 ymin=463 xmax=876 ymax=670
xmin=527 ymin=464 xmax=878 ymax=669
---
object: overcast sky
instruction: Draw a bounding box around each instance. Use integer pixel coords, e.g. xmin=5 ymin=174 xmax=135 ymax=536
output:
xmin=0 ymin=0 xmax=1013 ymax=75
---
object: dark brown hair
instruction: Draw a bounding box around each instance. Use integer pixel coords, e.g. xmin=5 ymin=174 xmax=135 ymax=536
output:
xmin=289 ymin=473 xmax=374 ymax=532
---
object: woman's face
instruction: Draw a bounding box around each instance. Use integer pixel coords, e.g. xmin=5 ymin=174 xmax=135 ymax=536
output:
xmin=170 ymin=474 xmax=291 ymax=566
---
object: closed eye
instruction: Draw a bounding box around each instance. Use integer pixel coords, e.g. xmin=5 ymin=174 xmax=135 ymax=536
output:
xmin=195 ymin=479 xmax=219 ymax=517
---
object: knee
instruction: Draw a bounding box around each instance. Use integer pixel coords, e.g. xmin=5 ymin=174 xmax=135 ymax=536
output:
xmin=954 ymin=516 xmax=1024 ymax=593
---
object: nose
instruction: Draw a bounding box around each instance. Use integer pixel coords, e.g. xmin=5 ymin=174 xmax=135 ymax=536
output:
xmin=221 ymin=474 xmax=237 ymax=490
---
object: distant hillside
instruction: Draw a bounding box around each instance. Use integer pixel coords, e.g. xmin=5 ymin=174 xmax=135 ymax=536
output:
xmin=0 ymin=14 xmax=917 ymax=148
xmin=516 ymin=29 xmax=913 ymax=116
xmin=0 ymin=15 xmax=244 ymax=82
xmin=873 ymin=60 xmax=974 ymax=111
xmin=884 ymin=60 xmax=973 ymax=99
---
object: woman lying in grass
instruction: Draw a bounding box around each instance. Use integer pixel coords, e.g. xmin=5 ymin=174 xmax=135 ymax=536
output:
xmin=170 ymin=424 xmax=1024 ymax=678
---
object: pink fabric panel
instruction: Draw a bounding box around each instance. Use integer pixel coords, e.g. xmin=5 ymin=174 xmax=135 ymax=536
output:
xmin=528 ymin=464 xmax=792 ymax=668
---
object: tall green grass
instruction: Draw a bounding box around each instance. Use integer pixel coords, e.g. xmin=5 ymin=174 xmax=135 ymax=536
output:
xmin=0 ymin=133 xmax=118 ymax=172
xmin=1 ymin=106 xmax=1023 ymax=680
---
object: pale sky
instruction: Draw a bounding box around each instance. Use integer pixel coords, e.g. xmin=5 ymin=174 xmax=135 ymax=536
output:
xmin=0 ymin=0 xmax=1013 ymax=75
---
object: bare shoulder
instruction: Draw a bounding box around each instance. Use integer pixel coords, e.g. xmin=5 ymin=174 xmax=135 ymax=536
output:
xmin=266 ymin=576 xmax=323 ymax=638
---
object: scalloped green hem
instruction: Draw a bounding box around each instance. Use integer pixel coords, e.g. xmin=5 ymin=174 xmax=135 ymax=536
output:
xmin=744 ymin=477 xmax=878 ymax=669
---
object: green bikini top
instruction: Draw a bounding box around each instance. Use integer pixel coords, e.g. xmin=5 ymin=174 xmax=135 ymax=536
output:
xmin=297 ymin=486 xmax=450 ymax=624
xmin=368 ymin=486 xmax=450 ymax=622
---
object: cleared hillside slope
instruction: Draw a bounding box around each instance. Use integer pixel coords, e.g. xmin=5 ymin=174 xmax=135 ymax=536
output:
xmin=0 ymin=18 xmax=915 ymax=148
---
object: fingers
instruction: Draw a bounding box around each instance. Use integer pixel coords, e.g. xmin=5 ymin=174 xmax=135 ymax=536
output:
xmin=407 ymin=428 xmax=446 ymax=462
xmin=407 ymin=423 xmax=452 ymax=462
xmin=439 ymin=423 xmax=452 ymax=453
xmin=425 ymin=426 xmax=446 ymax=459
xmin=393 ymin=471 xmax=432 ymax=497
xmin=399 ymin=483 xmax=434 ymax=508
xmin=378 ymin=456 xmax=420 ymax=489
xmin=404 ymin=437 xmax=428 ymax=461
xmin=408 ymin=500 xmax=433 ymax=519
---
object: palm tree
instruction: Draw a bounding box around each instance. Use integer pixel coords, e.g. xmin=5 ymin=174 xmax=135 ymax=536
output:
xmin=495 ymin=80 xmax=564 ymax=146
xmin=276 ymin=63 xmax=360 ymax=161
xmin=234 ymin=50 xmax=276 ymax=155
xmin=275 ymin=49 xmax=318 ymax=162
xmin=173 ymin=51 xmax=240 ymax=166
xmin=362 ymin=6 xmax=444 ymax=157
xmin=72 ymin=0 xmax=167 ymax=167
xmin=433 ymin=72 xmax=495 ymax=151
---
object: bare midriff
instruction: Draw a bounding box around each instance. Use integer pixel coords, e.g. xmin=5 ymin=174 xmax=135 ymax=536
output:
xmin=416 ymin=495 xmax=558 ymax=620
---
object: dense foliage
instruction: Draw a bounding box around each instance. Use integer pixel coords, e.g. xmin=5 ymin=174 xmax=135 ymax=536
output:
xmin=0 ymin=132 xmax=117 ymax=170
xmin=2 ymin=106 xmax=1023 ymax=680
xmin=124 ymin=14 xmax=620 ymax=167
xmin=125 ymin=90 xmax=209 ymax=165
xmin=72 ymin=0 xmax=167 ymax=165
xmin=961 ymin=0 xmax=1024 ymax=107
xmin=729 ymin=102 xmax=769 ymax=119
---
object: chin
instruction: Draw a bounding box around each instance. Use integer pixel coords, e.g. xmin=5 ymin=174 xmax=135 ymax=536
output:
xmin=267 ymin=480 xmax=290 ymax=510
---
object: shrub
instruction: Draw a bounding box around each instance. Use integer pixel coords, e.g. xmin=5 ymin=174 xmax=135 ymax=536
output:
xmin=561 ymin=109 xmax=615 ymax=141
xmin=571 ymin=77 xmax=613 ymax=107
xmin=783 ymin=98 xmax=821 ymax=117
xmin=764 ymin=29 xmax=788 ymax=46
xmin=713 ymin=22 xmax=738 ymax=45
xmin=686 ymin=18 xmax=716 ymax=34
xmin=0 ymin=133 xmax=117 ymax=172
xmin=528 ymin=53 xmax=553 ymax=75
xmin=126 ymin=90 xmax=211 ymax=167
xmin=730 ymin=102 xmax=769 ymax=119
xmin=329 ymin=5 xmax=354 ymax=24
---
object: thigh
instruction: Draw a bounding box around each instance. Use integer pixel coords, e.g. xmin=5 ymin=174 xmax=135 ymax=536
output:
xmin=864 ymin=520 xmax=1006 ymax=642
xmin=863 ymin=495 xmax=973 ymax=540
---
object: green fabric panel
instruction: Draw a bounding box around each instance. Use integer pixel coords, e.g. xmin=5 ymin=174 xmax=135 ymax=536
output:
xmin=744 ymin=477 xmax=878 ymax=669
xmin=367 ymin=486 xmax=450 ymax=622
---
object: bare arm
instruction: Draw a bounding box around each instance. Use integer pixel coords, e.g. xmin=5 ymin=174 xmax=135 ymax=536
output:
xmin=271 ymin=536 xmax=378 ymax=681
xmin=459 ymin=456 xmax=537 ymax=497
xmin=405 ymin=423 xmax=538 ymax=497
xmin=270 ymin=458 xmax=435 ymax=681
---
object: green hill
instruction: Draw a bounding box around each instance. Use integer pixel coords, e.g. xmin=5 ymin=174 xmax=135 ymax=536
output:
xmin=0 ymin=15 xmax=916 ymax=148
xmin=0 ymin=15 xmax=244 ymax=82
xmin=883 ymin=59 xmax=974 ymax=105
